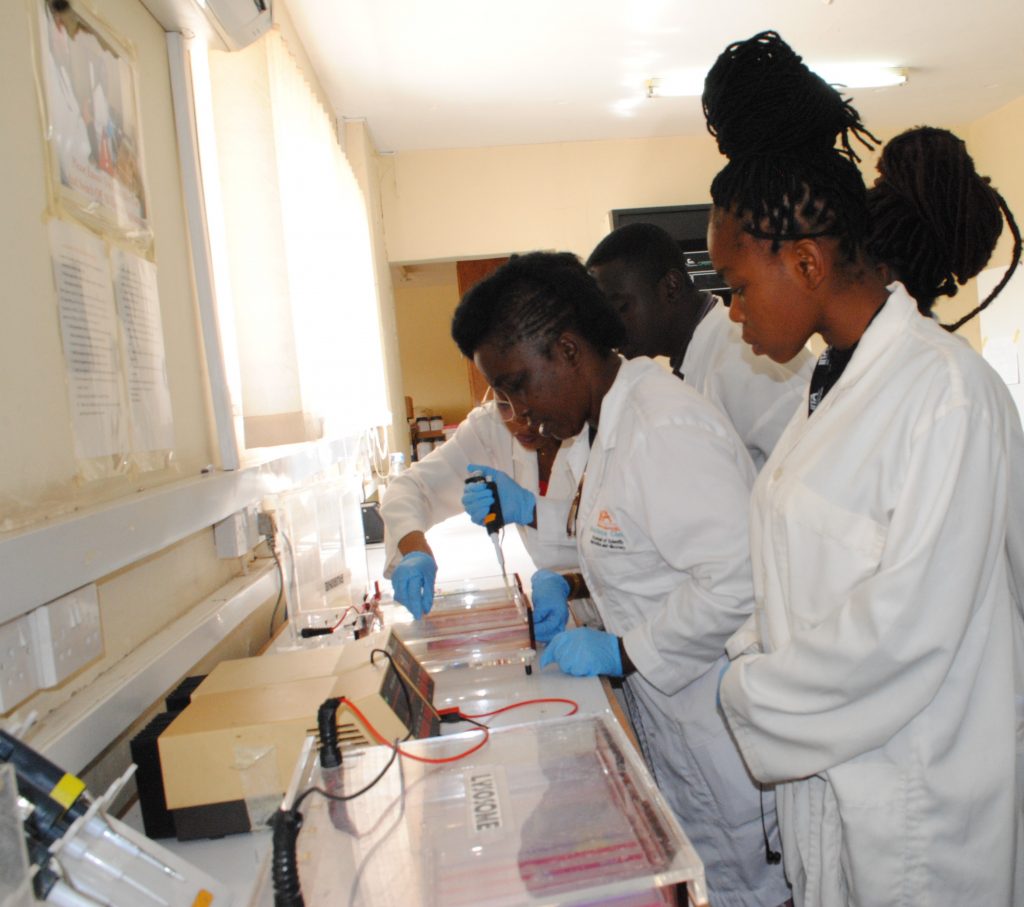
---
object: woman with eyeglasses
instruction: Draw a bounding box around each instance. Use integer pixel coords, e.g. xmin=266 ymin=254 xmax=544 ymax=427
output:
xmin=381 ymin=386 xmax=586 ymax=617
xmin=451 ymin=250 xmax=791 ymax=907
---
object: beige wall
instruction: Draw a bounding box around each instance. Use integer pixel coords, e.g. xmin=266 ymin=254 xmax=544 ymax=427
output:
xmin=0 ymin=0 xmax=365 ymax=798
xmin=379 ymin=111 xmax=1024 ymax=358
xmin=380 ymin=133 xmax=726 ymax=264
xmin=392 ymin=272 xmax=473 ymax=425
xmin=970 ymin=96 xmax=1024 ymax=272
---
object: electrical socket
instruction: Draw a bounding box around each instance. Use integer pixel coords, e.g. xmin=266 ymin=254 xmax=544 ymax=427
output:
xmin=214 ymin=505 xmax=260 ymax=558
xmin=0 ymin=615 xmax=39 ymax=713
xmin=29 ymin=584 xmax=104 ymax=688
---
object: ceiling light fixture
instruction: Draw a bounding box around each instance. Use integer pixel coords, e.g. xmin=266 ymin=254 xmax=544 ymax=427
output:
xmin=646 ymin=63 xmax=907 ymax=99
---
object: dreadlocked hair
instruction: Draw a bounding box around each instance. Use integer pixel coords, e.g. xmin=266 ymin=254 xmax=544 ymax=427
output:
xmin=703 ymin=31 xmax=878 ymax=259
xmin=866 ymin=126 xmax=1021 ymax=331
xmin=451 ymin=251 xmax=626 ymax=359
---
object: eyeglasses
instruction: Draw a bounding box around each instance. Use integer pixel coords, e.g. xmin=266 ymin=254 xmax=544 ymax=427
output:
xmin=566 ymin=471 xmax=586 ymax=538
xmin=483 ymin=386 xmax=519 ymax=424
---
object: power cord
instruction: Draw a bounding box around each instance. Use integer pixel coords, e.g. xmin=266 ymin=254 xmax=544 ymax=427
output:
xmin=265 ymin=533 xmax=285 ymax=640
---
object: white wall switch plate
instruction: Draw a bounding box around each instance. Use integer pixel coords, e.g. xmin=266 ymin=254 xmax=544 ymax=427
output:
xmin=214 ymin=505 xmax=260 ymax=558
xmin=0 ymin=616 xmax=39 ymax=712
xmin=29 ymin=584 xmax=104 ymax=688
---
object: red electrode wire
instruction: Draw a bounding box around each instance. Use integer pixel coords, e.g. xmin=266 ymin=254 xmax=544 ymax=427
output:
xmin=458 ymin=697 xmax=579 ymax=720
xmin=337 ymin=697 xmax=580 ymax=765
xmin=340 ymin=697 xmax=491 ymax=764
xmin=328 ymin=606 xmax=356 ymax=631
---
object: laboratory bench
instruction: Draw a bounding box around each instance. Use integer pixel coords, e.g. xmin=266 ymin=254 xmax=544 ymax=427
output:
xmin=123 ymin=514 xmax=706 ymax=905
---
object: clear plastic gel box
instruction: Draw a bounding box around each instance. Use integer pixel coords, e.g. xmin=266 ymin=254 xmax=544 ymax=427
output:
xmin=275 ymin=713 xmax=707 ymax=906
xmin=392 ymin=575 xmax=537 ymax=672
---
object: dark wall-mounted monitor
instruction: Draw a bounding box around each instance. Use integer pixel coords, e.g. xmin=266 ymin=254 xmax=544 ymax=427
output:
xmin=610 ymin=204 xmax=731 ymax=303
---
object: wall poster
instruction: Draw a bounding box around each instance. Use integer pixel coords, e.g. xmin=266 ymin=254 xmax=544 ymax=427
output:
xmin=35 ymin=0 xmax=151 ymax=249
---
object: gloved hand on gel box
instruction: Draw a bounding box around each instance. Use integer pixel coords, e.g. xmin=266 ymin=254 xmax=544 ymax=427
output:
xmin=531 ymin=570 xmax=570 ymax=642
xmin=391 ymin=551 xmax=437 ymax=618
xmin=462 ymin=464 xmax=536 ymax=526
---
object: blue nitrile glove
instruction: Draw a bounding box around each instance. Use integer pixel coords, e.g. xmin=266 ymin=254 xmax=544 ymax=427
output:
xmin=539 ymin=627 xmax=622 ymax=677
xmin=531 ymin=570 xmax=570 ymax=643
xmin=391 ymin=551 xmax=437 ymax=618
xmin=462 ymin=464 xmax=536 ymax=526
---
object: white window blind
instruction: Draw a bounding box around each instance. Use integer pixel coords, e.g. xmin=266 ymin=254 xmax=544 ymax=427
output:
xmin=192 ymin=29 xmax=389 ymax=452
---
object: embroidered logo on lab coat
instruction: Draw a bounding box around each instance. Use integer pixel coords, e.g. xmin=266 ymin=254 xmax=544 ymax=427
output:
xmin=589 ymin=509 xmax=625 ymax=550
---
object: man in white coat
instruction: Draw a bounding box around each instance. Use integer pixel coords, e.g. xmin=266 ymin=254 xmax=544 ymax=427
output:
xmin=587 ymin=222 xmax=813 ymax=471
xmin=452 ymin=251 xmax=793 ymax=907
xmin=381 ymin=399 xmax=585 ymax=616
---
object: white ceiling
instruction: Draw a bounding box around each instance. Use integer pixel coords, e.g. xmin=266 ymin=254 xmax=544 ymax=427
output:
xmin=284 ymin=0 xmax=1024 ymax=153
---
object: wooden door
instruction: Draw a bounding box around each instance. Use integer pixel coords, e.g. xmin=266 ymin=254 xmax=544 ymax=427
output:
xmin=456 ymin=257 xmax=508 ymax=406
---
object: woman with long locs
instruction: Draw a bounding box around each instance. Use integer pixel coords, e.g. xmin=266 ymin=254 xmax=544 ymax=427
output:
xmin=705 ymin=31 xmax=1024 ymax=906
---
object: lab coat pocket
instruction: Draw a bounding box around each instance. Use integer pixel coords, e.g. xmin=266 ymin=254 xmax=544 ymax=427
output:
xmin=829 ymin=761 xmax=908 ymax=905
xmin=687 ymin=722 xmax=763 ymax=828
xmin=672 ymin=664 xmax=764 ymax=828
xmin=778 ymin=481 xmax=886 ymax=629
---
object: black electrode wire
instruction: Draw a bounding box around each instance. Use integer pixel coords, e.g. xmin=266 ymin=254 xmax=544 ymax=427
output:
xmin=455 ymin=714 xmax=490 ymax=730
xmin=291 ymin=741 xmax=401 ymax=814
xmin=346 ymin=755 xmax=409 ymax=907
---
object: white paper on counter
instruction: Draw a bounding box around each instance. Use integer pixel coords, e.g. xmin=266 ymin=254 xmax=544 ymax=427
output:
xmin=112 ymin=248 xmax=175 ymax=452
xmin=49 ymin=218 xmax=128 ymax=460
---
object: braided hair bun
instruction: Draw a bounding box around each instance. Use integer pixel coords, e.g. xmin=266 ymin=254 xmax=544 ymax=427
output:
xmin=703 ymin=31 xmax=873 ymax=162
xmin=703 ymin=31 xmax=877 ymax=259
xmin=867 ymin=126 xmax=1020 ymax=328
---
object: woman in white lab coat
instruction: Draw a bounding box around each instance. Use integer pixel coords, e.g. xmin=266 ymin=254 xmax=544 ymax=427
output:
xmin=381 ymin=398 xmax=585 ymax=615
xmin=451 ymin=251 xmax=792 ymax=907
xmin=703 ymin=31 xmax=1024 ymax=905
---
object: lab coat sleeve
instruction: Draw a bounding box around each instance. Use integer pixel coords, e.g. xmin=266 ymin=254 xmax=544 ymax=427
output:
xmin=725 ymin=614 xmax=762 ymax=659
xmin=1008 ymin=418 xmax=1024 ymax=624
xmin=380 ymin=406 xmax=509 ymax=575
xmin=720 ymin=400 xmax=1010 ymax=783
xmin=622 ymin=419 xmax=756 ymax=696
xmin=704 ymin=318 xmax=812 ymax=470
xmin=730 ymin=349 xmax=812 ymax=470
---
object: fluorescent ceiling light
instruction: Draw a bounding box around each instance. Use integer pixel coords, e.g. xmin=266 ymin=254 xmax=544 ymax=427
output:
xmin=812 ymin=63 xmax=908 ymax=89
xmin=647 ymin=62 xmax=907 ymax=98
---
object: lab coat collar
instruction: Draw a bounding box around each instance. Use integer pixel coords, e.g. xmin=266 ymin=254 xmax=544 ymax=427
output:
xmin=824 ymin=281 xmax=917 ymax=393
xmin=591 ymin=356 xmax=655 ymax=452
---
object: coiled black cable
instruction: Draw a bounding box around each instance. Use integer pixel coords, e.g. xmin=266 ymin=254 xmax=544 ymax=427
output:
xmin=270 ymin=808 xmax=304 ymax=907
xmin=317 ymin=697 xmax=343 ymax=768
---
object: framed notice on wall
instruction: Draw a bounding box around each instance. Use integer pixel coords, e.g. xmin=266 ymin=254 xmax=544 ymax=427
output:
xmin=34 ymin=0 xmax=151 ymax=250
